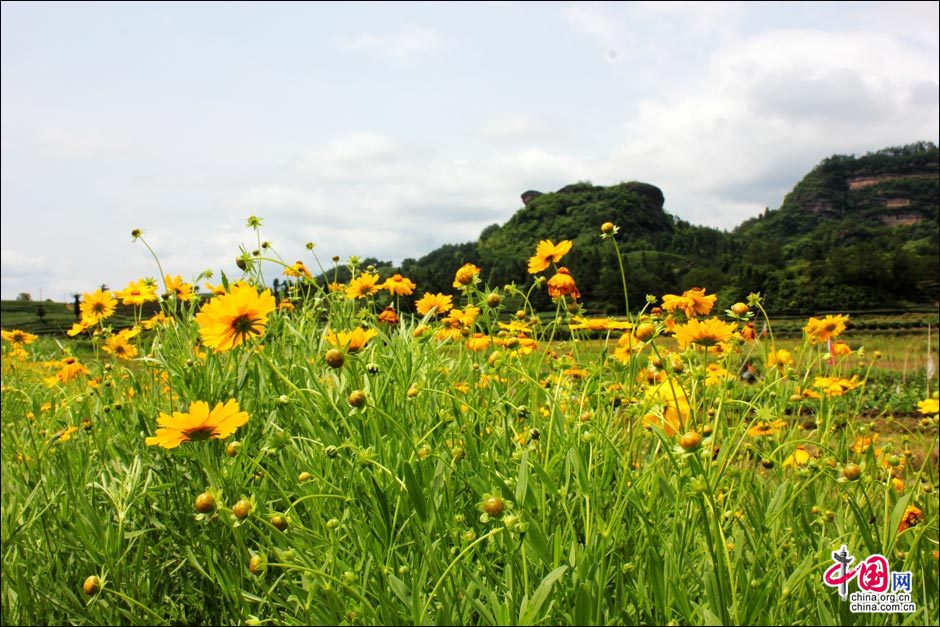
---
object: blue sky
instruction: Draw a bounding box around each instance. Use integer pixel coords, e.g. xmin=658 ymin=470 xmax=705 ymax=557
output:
xmin=2 ymin=1 xmax=938 ymax=300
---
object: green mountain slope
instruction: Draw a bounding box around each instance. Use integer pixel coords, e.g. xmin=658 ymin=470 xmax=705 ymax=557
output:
xmin=373 ymin=142 xmax=939 ymax=314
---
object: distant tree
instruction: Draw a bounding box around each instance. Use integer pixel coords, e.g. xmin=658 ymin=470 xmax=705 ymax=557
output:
xmin=16 ymin=292 xmax=32 ymax=302
xmin=100 ymin=283 xmax=110 ymax=292
xmin=36 ymin=304 xmax=46 ymax=322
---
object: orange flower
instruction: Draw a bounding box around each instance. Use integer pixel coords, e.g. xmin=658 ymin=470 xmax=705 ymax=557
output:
xmin=661 ymin=288 xmax=717 ymax=318
xmin=528 ymin=240 xmax=572 ymax=274
xmin=2 ymin=329 xmax=38 ymax=345
xmin=378 ymin=306 xmax=399 ymax=325
xmin=383 ymin=274 xmax=416 ymax=296
xmin=747 ymin=420 xmax=787 ymax=437
xmin=898 ymin=506 xmax=923 ymax=532
xmin=465 ymin=333 xmax=491 ymax=352
xmin=547 ymin=267 xmax=580 ymax=299
xmin=284 ymin=261 xmax=313 ymax=281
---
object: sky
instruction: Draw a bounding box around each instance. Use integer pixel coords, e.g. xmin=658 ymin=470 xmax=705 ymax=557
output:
xmin=2 ymin=1 xmax=938 ymax=301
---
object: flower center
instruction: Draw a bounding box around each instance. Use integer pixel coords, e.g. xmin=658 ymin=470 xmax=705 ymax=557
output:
xmin=184 ymin=426 xmax=216 ymax=441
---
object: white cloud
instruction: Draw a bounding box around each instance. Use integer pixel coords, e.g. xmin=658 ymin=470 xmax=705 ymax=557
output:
xmin=336 ymin=26 xmax=446 ymax=60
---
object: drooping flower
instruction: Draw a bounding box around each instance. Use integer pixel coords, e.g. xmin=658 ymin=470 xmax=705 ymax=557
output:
xmin=67 ymin=321 xmax=91 ymax=337
xmin=642 ymin=378 xmax=691 ymax=437
xmin=145 ymin=399 xmax=249 ymax=449
xmin=45 ymin=356 xmax=89 ymax=386
xmin=673 ymin=318 xmax=736 ymax=349
xmin=415 ymin=293 xmax=454 ymax=317
xmin=612 ymin=332 xmax=644 ymax=364
xmin=195 ymin=284 xmax=276 ymax=352
xmin=326 ymin=327 xmax=378 ymax=353
xmin=547 ymin=267 xmax=580 ymax=300
xmin=747 ymin=420 xmax=787 ymax=437
xmin=812 ymin=376 xmax=861 ymax=397
xmin=115 ymin=279 xmax=158 ymax=306
xmin=204 ymin=281 xmax=228 ymax=296
xmin=527 ymin=240 xmax=572 ymax=274
xmin=382 ymin=274 xmax=416 ymax=296
xmin=378 ymin=306 xmax=399 ymax=325
xmin=804 ymin=314 xmax=849 ymax=344
xmin=143 ymin=311 xmax=173 ymax=330
xmin=164 ymin=275 xmax=195 ymax=302
xmin=2 ymin=329 xmax=38 ymax=345
xmin=465 ymin=333 xmax=491 ymax=352
xmin=345 ymin=273 xmax=381 ymax=300
xmin=898 ymin=505 xmax=923 ymax=532
xmin=284 ymin=261 xmax=313 ymax=281
xmin=568 ymin=317 xmax=632 ymax=332
xmin=766 ymin=348 xmax=793 ymax=372
xmin=79 ymin=289 xmax=117 ymax=324
xmin=783 ymin=446 xmax=812 ymax=467
xmin=661 ymin=288 xmax=718 ymax=318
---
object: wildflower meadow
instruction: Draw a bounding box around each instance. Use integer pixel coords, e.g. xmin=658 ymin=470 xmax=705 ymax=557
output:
xmin=1 ymin=220 xmax=937 ymax=626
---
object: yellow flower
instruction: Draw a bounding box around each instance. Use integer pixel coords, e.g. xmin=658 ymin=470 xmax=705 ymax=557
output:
xmin=527 ymin=239 xmax=572 ymax=274
xmin=65 ymin=318 xmax=88 ymax=337
xmin=547 ymin=267 xmax=580 ymax=299
xmin=766 ymin=348 xmax=792 ymax=371
xmin=783 ymin=446 xmax=811 ymax=467
xmin=804 ymin=314 xmax=848 ymax=344
xmin=661 ymin=288 xmax=718 ymax=318
xmin=163 ymin=274 xmax=194 ymax=302
xmin=747 ymin=419 xmax=787 ymax=437
xmin=917 ymin=398 xmax=939 ymax=415
xmin=143 ymin=311 xmax=173 ymax=330
xmin=704 ymin=363 xmax=731 ymax=386
xmin=52 ymin=425 xmax=79 ymax=444
xmin=326 ymin=327 xmax=378 ymax=352
xmin=48 ymin=356 xmax=89 ymax=385
xmin=673 ymin=318 xmax=736 ymax=349
xmin=278 ymin=300 xmax=295 ymax=312
xmin=812 ymin=376 xmax=861 ymax=397
xmin=345 ymin=273 xmax=381 ymax=299
xmin=612 ymin=332 xmax=644 ymax=364
xmin=383 ymin=274 xmax=416 ymax=296
xmin=103 ymin=329 xmax=139 ymax=360
xmin=465 ymin=333 xmax=491 ymax=352
xmin=115 ymin=279 xmax=158 ymax=306
xmin=642 ymin=378 xmax=690 ymax=437
xmin=195 ymin=284 xmax=276 ymax=352
xmin=415 ymin=293 xmax=454 ymax=317
xmin=568 ymin=317 xmax=632 ymax=332
xmin=2 ymin=329 xmax=38 ymax=345
xmin=284 ymin=261 xmax=313 ymax=280
xmin=79 ymin=289 xmax=117 ymax=324
xmin=452 ymin=263 xmax=481 ymax=289
xmin=328 ymin=282 xmax=346 ymax=293
xmin=852 ymin=433 xmax=879 ymax=454
xmin=145 ymin=399 xmax=249 ymax=449
xmin=204 ymin=281 xmax=228 ymax=296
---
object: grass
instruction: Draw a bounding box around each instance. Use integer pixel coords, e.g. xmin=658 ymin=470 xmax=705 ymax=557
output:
xmin=1 ymin=234 xmax=938 ymax=626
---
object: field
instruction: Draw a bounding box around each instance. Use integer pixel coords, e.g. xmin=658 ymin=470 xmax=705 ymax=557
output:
xmin=1 ymin=231 xmax=938 ymax=626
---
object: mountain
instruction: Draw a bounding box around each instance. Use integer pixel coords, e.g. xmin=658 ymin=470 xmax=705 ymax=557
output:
xmin=329 ymin=142 xmax=939 ymax=314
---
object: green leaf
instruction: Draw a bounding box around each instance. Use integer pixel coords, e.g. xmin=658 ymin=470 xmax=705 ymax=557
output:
xmin=402 ymin=462 xmax=427 ymax=521
xmin=520 ymin=565 xmax=567 ymax=624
